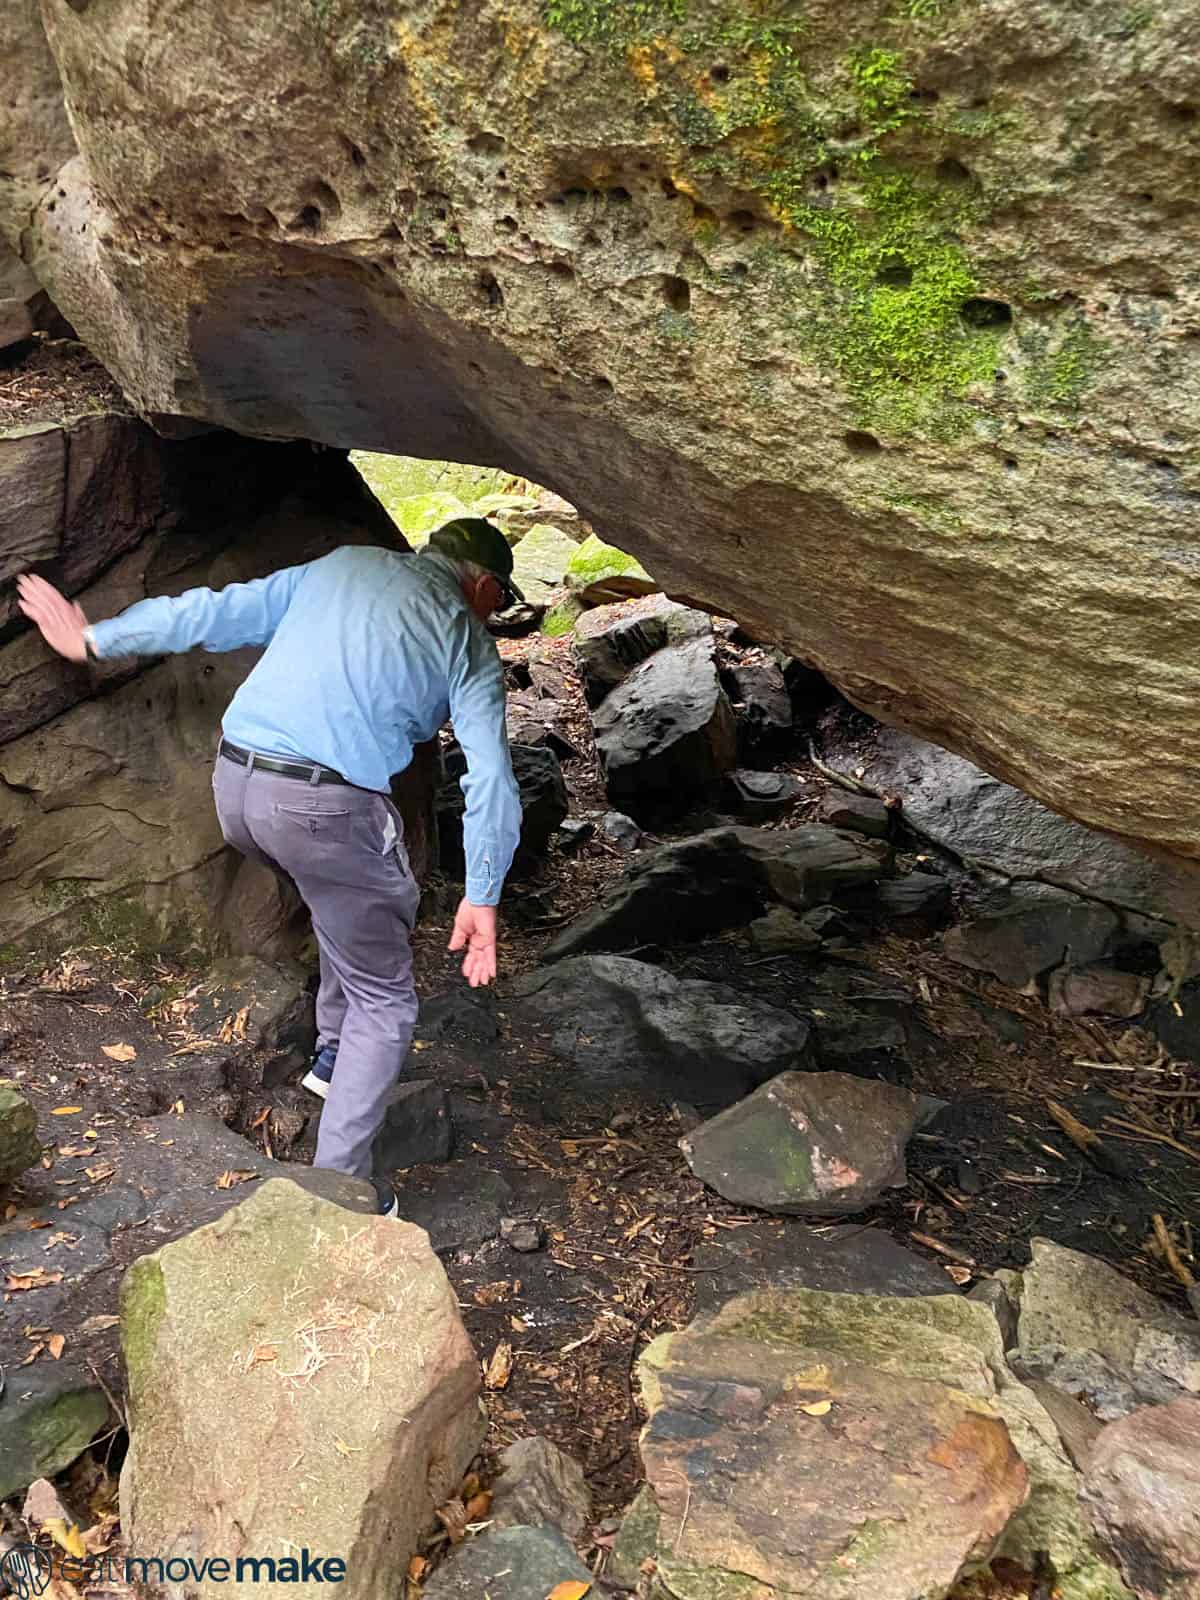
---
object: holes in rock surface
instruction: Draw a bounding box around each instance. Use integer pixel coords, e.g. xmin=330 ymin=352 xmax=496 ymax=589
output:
xmin=583 ymin=229 xmax=601 ymax=246
xmin=728 ymin=209 xmax=757 ymax=233
xmin=909 ymin=86 xmax=940 ymax=103
xmin=844 ymin=430 xmax=882 ymax=454
xmin=730 ymin=261 xmax=749 ymax=279
xmin=343 ymin=139 xmax=366 ymax=167
xmin=1004 ymin=457 xmax=1019 ymax=471
xmin=1153 ymin=457 xmax=1180 ymax=474
xmin=1138 ymin=191 xmax=1154 ymax=203
xmin=661 ymin=177 xmax=679 ymax=198
xmin=496 ymin=215 xmax=517 ymax=232
xmin=936 ymin=157 xmax=971 ymax=184
xmin=468 ymin=131 xmax=506 ymax=156
xmin=498 ymin=169 xmax=508 ymax=181
xmin=661 ymin=275 xmax=691 ymax=311
xmin=1168 ymin=102 xmax=1197 ymax=123
xmin=876 ymin=254 xmax=912 ymax=288
xmin=294 ymin=204 xmax=322 ymax=233
xmin=478 ymin=270 xmax=504 ymax=308
xmin=291 ymin=181 xmax=342 ymax=233
xmin=812 ymin=165 xmax=838 ymax=191
xmin=692 ymin=201 xmax=717 ymax=223
xmin=711 ymin=63 xmax=731 ymax=82
xmin=549 ymin=260 xmax=575 ymax=278
xmin=608 ymin=186 xmax=633 ymax=203
xmin=594 ymin=375 xmax=614 ymax=392
xmin=961 ymin=297 xmax=1012 ymax=329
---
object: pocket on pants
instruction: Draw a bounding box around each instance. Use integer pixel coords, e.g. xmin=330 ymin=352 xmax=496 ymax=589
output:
xmin=275 ymin=803 xmax=353 ymax=843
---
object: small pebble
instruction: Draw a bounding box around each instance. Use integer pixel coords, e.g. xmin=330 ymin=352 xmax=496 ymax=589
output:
xmin=500 ymin=1216 xmax=545 ymax=1253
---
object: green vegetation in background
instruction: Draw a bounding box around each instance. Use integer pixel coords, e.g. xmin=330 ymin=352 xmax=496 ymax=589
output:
xmin=350 ymin=453 xmax=529 ymax=544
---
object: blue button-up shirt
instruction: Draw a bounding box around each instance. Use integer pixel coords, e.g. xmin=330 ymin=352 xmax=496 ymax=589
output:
xmin=87 ymin=546 xmax=521 ymax=906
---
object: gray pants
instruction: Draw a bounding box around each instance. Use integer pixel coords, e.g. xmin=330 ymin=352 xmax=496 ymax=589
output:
xmin=212 ymin=755 xmax=420 ymax=1181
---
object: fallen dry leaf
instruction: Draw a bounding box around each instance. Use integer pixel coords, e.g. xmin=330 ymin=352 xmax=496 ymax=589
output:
xmin=6 ymin=1269 xmax=65 ymax=1292
xmin=216 ymin=1169 xmax=258 ymax=1190
xmin=250 ymin=1106 xmax=271 ymax=1129
xmin=944 ymin=1265 xmax=975 ymax=1286
xmin=407 ymin=1555 xmax=428 ymax=1583
xmin=47 ymin=1332 xmax=66 ymax=1360
xmin=546 ymin=1583 xmax=592 ymax=1600
xmin=19 ymin=1343 xmax=44 ymax=1364
xmin=58 ymin=1145 xmax=93 ymax=1158
xmin=246 ymin=1343 xmax=278 ymax=1370
xmin=101 ymin=1042 xmax=137 ymax=1062
xmin=483 ymin=1340 xmax=513 ymax=1389
xmin=435 ymin=1497 xmax=469 ymax=1545
xmin=43 ymin=1517 xmax=87 ymax=1559
xmin=800 ymin=1400 xmax=833 ymax=1417
xmin=85 ymin=1163 xmax=115 ymax=1182
xmin=78 ymin=1314 xmax=120 ymax=1334
xmin=82 ymin=1513 xmax=119 ymax=1555
xmin=51 ymin=1105 xmax=83 ymax=1115
xmin=464 ymin=1490 xmax=493 ymax=1522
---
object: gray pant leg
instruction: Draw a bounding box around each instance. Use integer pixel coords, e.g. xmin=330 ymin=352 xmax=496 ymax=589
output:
xmin=214 ymin=759 xmax=420 ymax=1181
xmin=315 ymin=946 xmax=348 ymax=1054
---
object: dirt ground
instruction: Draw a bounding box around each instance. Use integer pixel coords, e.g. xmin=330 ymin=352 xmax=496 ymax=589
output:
xmin=2 ymin=623 xmax=1198 ymax=1591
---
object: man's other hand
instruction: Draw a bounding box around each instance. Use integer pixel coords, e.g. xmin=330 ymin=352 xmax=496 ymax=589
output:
xmin=17 ymin=573 xmax=89 ymax=662
xmin=448 ymin=899 xmax=498 ymax=987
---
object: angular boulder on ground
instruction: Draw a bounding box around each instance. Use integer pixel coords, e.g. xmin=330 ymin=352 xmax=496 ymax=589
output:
xmin=509 ymin=522 xmax=578 ymax=607
xmin=120 ymin=1178 xmax=483 ymax=1600
xmin=511 ymin=955 xmax=813 ymax=1111
xmin=943 ymin=884 xmax=1120 ymax=989
xmin=819 ymin=790 xmax=892 ymax=838
xmin=372 ymin=1079 xmax=454 ymax=1171
xmin=0 ymin=1080 xmax=41 ymax=1185
xmin=727 ymin=768 xmax=805 ymax=820
xmin=423 ymin=1525 xmax=593 ymax=1600
xmin=680 ymin=1070 xmax=920 ymax=1215
xmin=1081 ymin=1399 xmax=1200 ymax=1600
xmin=438 ymin=742 xmax=568 ymax=873
xmin=634 ymin=1288 xmax=1129 ymax=1600
xmin=592 ymin=638 xmax=736 ymax=821
xmin=1014 ymin=1238 xmax=1200 ymax=1418
xmin=1048 ymin=964 xmax=1151 ymax=1019
xmin=572 ymin=591 xmax=711 ymax=705
xmin=724 ymin=659 xmax=794 ymax=744
xmin=490 ymin=1436 xmax=590 ymax=1539
xmin=0 ymin=1366 xmax=111 ymax=1504
xmin=189 ymin=955 xmax=315 ymax=1062
xmin=543 ymin=825 xmax=887 ymax=961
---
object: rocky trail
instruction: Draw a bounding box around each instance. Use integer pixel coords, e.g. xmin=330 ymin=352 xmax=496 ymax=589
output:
xmin=2 ymin=605 xmax=1198 ymax=1599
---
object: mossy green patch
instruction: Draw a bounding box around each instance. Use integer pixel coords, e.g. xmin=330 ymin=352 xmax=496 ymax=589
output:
xmin=1022 ymin=316 xmax=1110 ymax=410
xmin=544 ymin=0 xmax=685 ymax=45
xmin=121 ymin=1256 xmax=167 ymax=1401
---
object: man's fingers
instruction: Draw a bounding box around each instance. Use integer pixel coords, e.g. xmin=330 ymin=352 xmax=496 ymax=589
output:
xmin=447 ymin=922 xmax=467 ymax=952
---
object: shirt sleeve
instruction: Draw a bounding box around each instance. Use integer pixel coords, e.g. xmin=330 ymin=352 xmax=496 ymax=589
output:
xmin=447 ymin=620 xmax=521 ymax=907
xmin=85 ymin=563 xmax=312 ymax=660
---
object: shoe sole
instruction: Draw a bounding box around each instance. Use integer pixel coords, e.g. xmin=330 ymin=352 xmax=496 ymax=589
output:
xmin=380 ymin=1195 xmax=399 ymax=1219
xmin=300 ymin=1071 xmax=330 ymax=1101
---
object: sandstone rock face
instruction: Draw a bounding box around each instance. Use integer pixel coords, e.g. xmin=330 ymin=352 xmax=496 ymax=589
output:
xmin=6 ymin=1 xmax=1200 ymax=887
xmin=120 ymin=1178 xmax=483 ymax=1600
xmin=0 ymin=1080 xmax=42 ymax=1186
xmin=0 ymin=411 xmax=423 ymax=954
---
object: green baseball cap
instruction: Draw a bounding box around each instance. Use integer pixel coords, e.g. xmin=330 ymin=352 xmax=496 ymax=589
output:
xmin=427 ymin=517 xmax=525 ymax=607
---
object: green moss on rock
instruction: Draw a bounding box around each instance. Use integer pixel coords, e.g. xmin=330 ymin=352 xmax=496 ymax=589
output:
xmin=121 ymin=1256 xmax=167 ymax=1402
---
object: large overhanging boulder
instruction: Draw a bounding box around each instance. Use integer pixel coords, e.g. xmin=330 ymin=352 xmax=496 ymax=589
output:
xmin=4 ymin=0 xmax=1200 ymax=885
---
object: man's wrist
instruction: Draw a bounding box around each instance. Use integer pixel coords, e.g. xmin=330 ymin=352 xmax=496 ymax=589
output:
xmin=82 ymin=625 xmax=99 ymax=663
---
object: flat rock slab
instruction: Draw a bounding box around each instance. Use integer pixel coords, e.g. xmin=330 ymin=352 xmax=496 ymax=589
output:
xmin=690 ymin=1217 xmax=954 ymax=1313
xmin=635 ymin=1288 xmax=1127 ymax=1600
xmin=0 ymin=1079 xmax=41 ymax=1185
xmin=0 ymin=1112 xmax=373 ymax=1501
xmin=573 ymin=591 xmax=711 ymax=703
xmin=680 ymin=1070 xmax=920 ymax=1215
xmin=512 ymin=954 xmax=813 ymax=1113
xmin=943 ymin=883 xmax=1120 ymax=990
xmin=490 ymin=1436 xmax=590 ymax=1539
xmin=423 ymin=1525 xmax=593 ymax=1599
xmin=121 ymin=1179 xmax=484 ymax=1600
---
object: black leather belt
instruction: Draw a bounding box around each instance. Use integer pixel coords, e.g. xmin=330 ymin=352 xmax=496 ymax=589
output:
xmin=219 ymin=739 xmax=354 ymax=788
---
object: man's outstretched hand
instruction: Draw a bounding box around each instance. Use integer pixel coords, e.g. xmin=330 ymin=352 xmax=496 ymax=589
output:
xmin=17 ymin=573 xmax=89 ymax=662
xmin=448 ymin=899 xmax=498 ymax=988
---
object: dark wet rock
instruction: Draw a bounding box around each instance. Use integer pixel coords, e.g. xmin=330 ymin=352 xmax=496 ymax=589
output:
xmin=373 ymin=1080 xmax=454 ymax=1172
xmin=555 ymin=817 xmax=595 ymax=855
xmin=726 ymin=767 xmax=805 ymax=820
xmin=943 ymin=884 xmax=1120 ymax=990
xmin=748 ymin=906 xmax=822 ymax=955
xmin=505 ymin=690 xmax=581 ymax=762
xmin=397 ymin=1167 xmax=517 ymax=1255
xmin=1147 ymin=978 xmax=1200 ymax=1066
xmin=592 ymin=638 xmax=736 ymax=822
xmin=190 ymin=956 xmax=315 ymax=1074
xmin=1081 ymin=1399 xmax=1200 ymax=1600
xmin=512 ymin=955 xmax=813 ymax=1112
xmin=543 ymin=825 xmax=886 ymax=961
xmin=969 ymin=1274 xmax=1023 ymax=1352
xmin=423 ymin=1525 xmax=593 ymax=1600
xmin=877 ymin=869 xmax=953 ymax=924
xmin=573 ymin=592 xmax=710 ymax=705
xmin=680 ymin=1070 xmax=921 ymax=1215
xmin=1048 ymin=964 xmax=1151 ymax=1019
xmin=691 ymin=1216 xmax=953 ymax=1313
xmin=724 ymin=659 xmax=793 ymax=744
xmin=860 ymin=728 xmax=1196 ymax=928
xmin=818 ymin=790 xmax=891 ymax=838
xmin=0 ymin=1363 xmax=112 ymax=1503
xmin=439 ymin=743 xmax=568 ymax=873
xmin=490 ymin=1437 xmax=590 ymax=1539
xmin=417 ymin=987 xmax=500 ymax=1045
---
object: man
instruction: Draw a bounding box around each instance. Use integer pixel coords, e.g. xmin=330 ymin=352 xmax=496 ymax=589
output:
xmin=17 ymin=519 xmax=524 ymax=1216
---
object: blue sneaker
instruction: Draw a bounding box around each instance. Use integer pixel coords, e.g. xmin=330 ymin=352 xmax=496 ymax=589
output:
xmin=374 ymin=1180 xmax=399 ymax=1218
xmin=301 ymin=1044 xmax=337 ymax=1100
